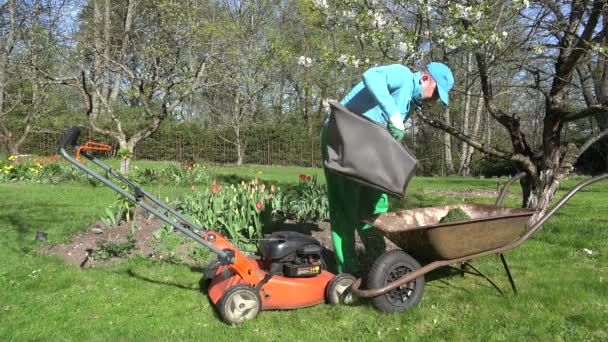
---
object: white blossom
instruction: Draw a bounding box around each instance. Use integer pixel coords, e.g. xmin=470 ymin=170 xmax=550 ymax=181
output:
xmin=321 ymin=99 xmax=331 ymax=113
xmin=398 ymin=41 xmax=414 ymax=55
xmin=297 ymin=56 xmax=313 ymax=68
xmin=372 ymin=11 xmax=387 ymax=28
xmin=336 ymin=54 xmax=362 ymax=68
xmin=454 ymin=3 xmax=482 ymax=21
xmin=312 ymin=0 xmax=329 ymax=9
xmin=512 ymin=0 xmax=530 ymax=9
xmin=337 ymin=54 xmax=349 ymax=66
xmin=342 ymin=10 xmax=356 ymax=20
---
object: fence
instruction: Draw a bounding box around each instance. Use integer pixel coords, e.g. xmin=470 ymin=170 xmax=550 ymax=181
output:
xmin=20 ymin=125 xmax=324 ymax=167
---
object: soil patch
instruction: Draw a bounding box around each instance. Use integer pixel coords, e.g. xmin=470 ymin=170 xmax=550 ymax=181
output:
xmin=39 ymin=207 xmax=164 ymax=268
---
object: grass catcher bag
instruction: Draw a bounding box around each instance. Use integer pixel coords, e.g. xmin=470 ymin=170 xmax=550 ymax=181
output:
xmin=324 ymin=100 xmax=417 ymax=198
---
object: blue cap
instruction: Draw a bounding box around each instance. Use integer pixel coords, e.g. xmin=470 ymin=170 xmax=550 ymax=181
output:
xmin=426 ymin=62 xmax=454 ymax=106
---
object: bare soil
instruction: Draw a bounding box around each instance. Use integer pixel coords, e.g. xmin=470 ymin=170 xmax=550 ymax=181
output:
xmin=39 ymin=207 xmax=164 ymax=268
xmin=40 ymin=208 xmax=382 ymax=270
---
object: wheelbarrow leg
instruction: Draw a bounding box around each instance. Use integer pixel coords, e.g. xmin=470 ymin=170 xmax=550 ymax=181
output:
xmin=499 ymin=253 xmax=517 ymax=294
xmin=462 ymin=262 xmax=503 ymax=295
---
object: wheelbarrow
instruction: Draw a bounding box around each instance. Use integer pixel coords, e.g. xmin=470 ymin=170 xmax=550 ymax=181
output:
xmin=350 ymin=172 xmax=608 ymax=313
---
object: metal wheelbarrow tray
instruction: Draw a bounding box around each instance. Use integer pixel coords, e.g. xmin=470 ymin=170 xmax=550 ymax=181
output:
xmin=351 ymin=173 xmax=608 ymax=313
xmin=371 ymin=203 xmax=535 ymax=260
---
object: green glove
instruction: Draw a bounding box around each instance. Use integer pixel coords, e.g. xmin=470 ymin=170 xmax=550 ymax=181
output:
xmin=388 ymin=121 xmax=405 ymax=141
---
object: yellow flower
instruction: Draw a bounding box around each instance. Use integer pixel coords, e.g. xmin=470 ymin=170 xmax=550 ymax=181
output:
xmin=3 ymin=170 xmax=8 ymax=174
xmin=8 ymin=155 xmax=16 ymax=161
xmin=257 ymin=171 xmax=263 ymax=176
xmin=29 ymin=167 xmax=36 ymax=172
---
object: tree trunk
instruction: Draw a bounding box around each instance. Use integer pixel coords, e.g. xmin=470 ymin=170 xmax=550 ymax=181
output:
xmin=305 ymin=66 xmax=313 ymax=134
xmin=461 ymin=96 xmax=484 ymax=176
xmin=117 ymin=139 xmax=137 ymax=174
xmin=442 ymin=107 xmax=454 ymax=175
xmin=235 ymin=125 xmax=244 ymax=166
xmin=120 ymin=158 xmax=131 ymax=174
xmin=458 ymin=53 xmax=474 ymax=176
xmin=7 ymin=143 xmax=19 ymax=156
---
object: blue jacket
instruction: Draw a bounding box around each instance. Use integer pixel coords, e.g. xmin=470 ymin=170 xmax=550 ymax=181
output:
xmin=340 ymin=64 xmax=422 ymax=127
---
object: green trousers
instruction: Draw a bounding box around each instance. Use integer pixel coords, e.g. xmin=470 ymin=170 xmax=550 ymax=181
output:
xmin=321 ymin=125 xmax=388 ymax=275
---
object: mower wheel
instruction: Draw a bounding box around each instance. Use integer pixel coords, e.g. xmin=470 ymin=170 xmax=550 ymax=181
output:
xmin=325 ymin=273 xmax=356 ymax=305
xmin=201 ymin=260 xmax=220 ymax=290
xmin=367 ymin=249 xmax=424 ymax=313
xmin=218 ymin=284 xmax=261 ymax=325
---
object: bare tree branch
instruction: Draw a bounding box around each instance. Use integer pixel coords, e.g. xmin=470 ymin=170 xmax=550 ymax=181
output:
xmin=417 ymin=109 xmax=538 ymax=174
xmin=574 ymin=127 xmax=608 ymax=160
xmin=563 ymin=105 xmax=608 ymax=121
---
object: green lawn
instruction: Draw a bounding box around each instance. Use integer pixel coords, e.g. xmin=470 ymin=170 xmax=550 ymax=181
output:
xmin=1 ymin=169 xmax=607 ymax=340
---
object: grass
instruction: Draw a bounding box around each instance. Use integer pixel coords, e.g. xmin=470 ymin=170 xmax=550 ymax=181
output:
xmin=1 ymin=165 xmax=607 ymax=340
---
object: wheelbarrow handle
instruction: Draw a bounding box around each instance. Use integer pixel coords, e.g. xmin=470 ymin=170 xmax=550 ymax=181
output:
xmin=495 ymin=172 xmax=526 ymax=206
xmin=527 ymin=173 xmax=608 ymax=232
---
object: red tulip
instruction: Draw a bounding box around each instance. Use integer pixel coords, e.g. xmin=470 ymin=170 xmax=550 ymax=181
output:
xmin=299 ymin=173 xmax=307 ymax=181
xmin=256 ymin=202 xmax=263 ymax=210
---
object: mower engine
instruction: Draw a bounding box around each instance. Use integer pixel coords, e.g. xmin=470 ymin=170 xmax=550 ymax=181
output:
xmin=260 ymin=231 xmax=324 ymax=278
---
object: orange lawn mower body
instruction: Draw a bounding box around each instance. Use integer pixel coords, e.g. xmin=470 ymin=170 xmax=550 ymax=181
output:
xmin=58 ymin=127 xmax=354 ymax=325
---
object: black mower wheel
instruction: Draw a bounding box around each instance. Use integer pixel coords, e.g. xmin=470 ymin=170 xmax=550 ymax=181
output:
xmin=201 ymin=260 xmax=221 ymax=290
xmin=325 ymin=273 xmax=356 ymax=305
xmin=217 ymin=284 xmax=262 ymax=325
xmin=367 ymin=249 xmax=424 ymax=313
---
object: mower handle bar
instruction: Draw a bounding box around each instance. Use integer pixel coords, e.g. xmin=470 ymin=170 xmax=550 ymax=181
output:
xmin=57 ymin=126 xmax=232 ymax=262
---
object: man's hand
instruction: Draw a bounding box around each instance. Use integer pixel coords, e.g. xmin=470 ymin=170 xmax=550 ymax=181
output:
xmin=388 ymin=113 xmax=405 ymax=141
xmin=388 ymin=122 xmax=405 ymax=141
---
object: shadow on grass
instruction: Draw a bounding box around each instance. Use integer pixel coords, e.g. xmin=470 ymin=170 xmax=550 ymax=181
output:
xmin=124 ymin=268 xmax=200 ymax=291
xmin=123 ymin=267 xmax=222 ymax=319
xmin=422 ymin=263 xmax=514 ymax=296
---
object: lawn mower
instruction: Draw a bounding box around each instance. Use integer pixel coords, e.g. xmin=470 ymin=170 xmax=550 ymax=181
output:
xmin=58 ymin=127 xmax=355 ymax=325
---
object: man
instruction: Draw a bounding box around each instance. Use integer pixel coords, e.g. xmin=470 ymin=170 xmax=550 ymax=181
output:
xmin=321 ymin=62 xmax=454 ymax=275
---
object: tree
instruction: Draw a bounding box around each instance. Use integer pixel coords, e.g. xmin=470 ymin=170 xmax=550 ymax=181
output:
xmin=0 ymin=0 xmax=19 ymax=154
xmin=200 ymin=0 xmax=283 ymax=165
xmin=416 ymin=0 xmax=608 ymax=223
xmin=46 ymin=0 xmax=215 ymax=159
xmin=0 ymin=0 xmax=64 ymax=155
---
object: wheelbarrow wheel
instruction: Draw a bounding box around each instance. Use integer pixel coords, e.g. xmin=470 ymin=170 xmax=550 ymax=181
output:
xmin=367 ymin=249 xmax=424 ymax=313
xmin=325 ymin=273 xmax=356 ymax=305
xmin=218 ymin=284 xmax=261 ymax=325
